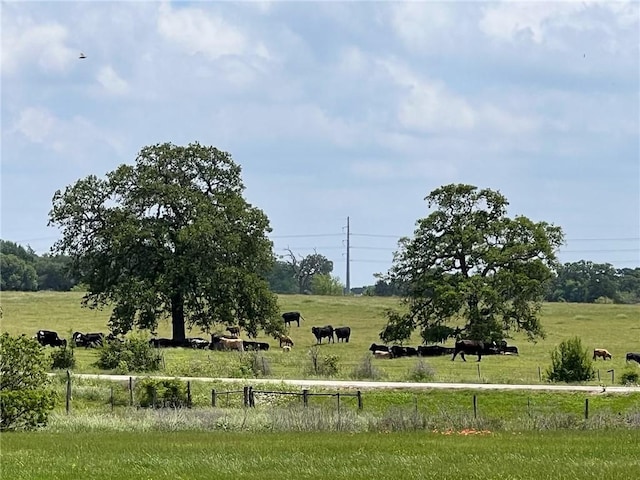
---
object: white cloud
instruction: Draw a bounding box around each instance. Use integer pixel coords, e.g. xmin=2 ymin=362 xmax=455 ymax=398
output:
xmin=96 ymin=65 xmax=129 ymax=95
xmin=389 ymin=2 xmax=456 ymax=51
xmin=157 ymin=3 xmax=265 ymax=60
xmin=12 ymin=107 xmax=57 ymax=143
xmin=1 ymin=19 xmax=76 ymax=74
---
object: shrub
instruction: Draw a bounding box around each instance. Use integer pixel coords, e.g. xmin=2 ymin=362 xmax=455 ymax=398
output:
xmin=306 ymin=346 xmax=340 ymax=377
xmin=546 ymin=337 xmax=595 ymax=383
xmin=350 ymin=355 xmax=384 ymax=380
xmin=135 ymin=378 xmax=188 ymax=408
xmin=407 ymin=359 xmax=435 ymax=382
xmin=620 ymin=368 xmax=639 ymax=386
xmin=50 ymin=345 xmax=75 ymax=370
xmin=239 ymin=351 xmax=272 ymax=378
xmin=96 ymin=335 xmax=161 ymax=373
xmin=0 ymin=333 xmax=56 ymax=430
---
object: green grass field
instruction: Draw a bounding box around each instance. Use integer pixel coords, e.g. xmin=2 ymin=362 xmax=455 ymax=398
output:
xmin=2 ymin=430 xmax=639 ymax=479
xmin=1 ymin=292 xmax=638 ymax=384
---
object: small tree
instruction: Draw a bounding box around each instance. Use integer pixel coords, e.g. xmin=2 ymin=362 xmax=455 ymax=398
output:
xmin=546 ymin=337 xmax=595 ymax=383
xmin=310 ymin=274 xmax=344 ymax=296
xmin=0 ymin=333 xmax=56 ymax=431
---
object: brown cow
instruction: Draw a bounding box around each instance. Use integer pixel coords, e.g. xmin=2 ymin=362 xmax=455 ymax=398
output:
xmin=218 ymin=337 xmax=244 ymax=352
xmin=278 ymin=334 xmax=294 ymax=347
xmin=593 ymin=348 xmax=612 ymax=360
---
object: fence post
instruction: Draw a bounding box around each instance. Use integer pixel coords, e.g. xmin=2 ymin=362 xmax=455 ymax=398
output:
xmin=243 ymin=386 xmax=249 ymax=408
xmin=538 ymin=366 xmax=541 ymax=382
xmin=249 ymin=386 xmax=255 ymax=408
xmin=211 ymin=389 xmax=217 ymax=408
xmin=527 ymin=397 xmax=531 ymax=417
xmin=597 ymin=369 xmax=600 ymax=382
xmin=336 ymin=393 xmax=341 ymax=431
xmin=608 ymin=369 xmax=614 ymax=384
xmin=110 ymin=386 xmax=114 ymax=412
xmin=477 ymin=364 xmax=481 ymax=380
xmin=129 ymin=377 xmax=133 ymax=406
xmin=302 ymin=389 xmax=309 ymax=408
xmin=473 ymin=394 xmax=477 ymax=419
xmin=187 ymin=381 xmax=192 ymax=408
xmin=152 ymin=387 xmax=157 ymax=409
xmin=584 ymin=398 xmax=589 ymax=420
xmin=65 ymin=370 xmax=71 ymax=415
xmin=357 ymin=390 xmax=363 ymax=410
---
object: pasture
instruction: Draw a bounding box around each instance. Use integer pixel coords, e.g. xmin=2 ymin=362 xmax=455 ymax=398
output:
xmin=3 ymin=430 xmax=640 ymax=479
xmin=1 ymin=291 xmax=639 ymax=384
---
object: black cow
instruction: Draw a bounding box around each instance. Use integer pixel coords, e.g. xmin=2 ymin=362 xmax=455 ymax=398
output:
xmin=242 ymin=340 xmax=270 ymax=351
xmin=35 ymin=330 xmax=67 ymax=347
xmin=257 ymin=342 xmax=270 ymax=351
xmin=391 ymin=345 xmax=407 ymax=357
xmin=149 ymin=338 xmax=191 ymax=348
xmin=503 ymin=345 xmax=519 ymax=355
xmin=369 ymin=343 xmax=389 ymax=353
xmin=72 ymin=331 xmax=104 ymax=348
xmin=282 ymin=311 xmax=304 ymax=327
xmin=227 ymin=326 xmax=240 ymax=336
xmin=334 ymin=326 xmax=351 ymax=343
xmin=452 ymin=339 xmax=489 ymax=362
xmin=626 ymin=352 xmax=640 ymax=365
xmin=312 ymin=325 xmax=334 ymax=344
xmin=418 ymin=345 xmax=451 ymax=357
xmin=405 ymin=346 xmax=418 ymax=357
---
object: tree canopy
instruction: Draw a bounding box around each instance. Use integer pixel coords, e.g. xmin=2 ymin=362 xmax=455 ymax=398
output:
xmin=283 ymin=249 xmax=334 ymax=294
xmin=49 ymin=142 xmax=281 ymax=340
xmin=382 ymin=184 xmax=564 ymax=344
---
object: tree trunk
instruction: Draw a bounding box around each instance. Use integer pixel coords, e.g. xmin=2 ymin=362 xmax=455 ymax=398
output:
xmin=171 ymin=291 xmax=186 ymax=341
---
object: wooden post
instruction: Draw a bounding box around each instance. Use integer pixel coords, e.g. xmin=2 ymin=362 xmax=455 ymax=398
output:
xmin=187 ymin=381 xmax=191 ymax=408
xmin=538 ymin=366 xmax=541 ymax=382
xmin=65 ymin=370 xmax=71 ymax=415
xmin=608 ymin=369 xmax=614 ymax=383
xmin=336 ymin=393 xmax=341 ymax=414
xmin=357 ymin=390 xmax=362 ymax=410
xmin=152 ymin=387 xmax=157 ymax=409
xmin=584 ymin=398 xmax=589 ymax=420
xmin=243 ymin=386 xmax=249 ymax=408
xmin=129 ymin=377 xmax=133 ymax=406
xmin=473 ymin=394 xmax=477 ymax=419
xmin=249 ymin=386 xmax=255 ymax=408
xmin=597 ymin=369 xmax=600 ymax=381
xmin=477 ymin=364 xmax=481 ymax=379
xmin=110 ymin=386 xmax=114 ymax=412
xmin=211 ymin=389 xmax=217 ymax=408
xmin=527 ymin=397 xmax=531 ymax=417
xmin=303 ymin=389 xmax=309 ymax=408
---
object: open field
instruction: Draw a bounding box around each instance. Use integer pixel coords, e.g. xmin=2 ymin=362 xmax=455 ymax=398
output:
xmin=2 ymin=430 xmax=640 ymax=479
xmin=1 ymin=292 xmax=639 ymax=384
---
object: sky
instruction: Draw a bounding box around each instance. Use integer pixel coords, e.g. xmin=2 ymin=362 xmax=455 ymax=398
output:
xmin=1 ymin=0 xmax=639 ymax=288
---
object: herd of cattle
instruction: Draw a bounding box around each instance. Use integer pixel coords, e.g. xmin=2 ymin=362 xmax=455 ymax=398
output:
xmin=31 ymin=310 xmax=640 ymax=368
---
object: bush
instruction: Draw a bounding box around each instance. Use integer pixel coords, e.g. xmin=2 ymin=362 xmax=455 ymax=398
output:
xmin=407 ymin=359 xmax=435 ymax=382
xmin=0 ymin=333 xmax=56 ymax=430
xmin=50 ymin=345 xmax=75 ymax=370
xmin=306 ymin=346 xmax=340 ymax=377
xmin=239 ymin=351 xmax=272 ymax=378
xmin=135 ymin=378 xmax=188 ymax=408
xmin=620 ymin=368 xmax=639 ymax=386
xmin=546 ymin=337 xmax=595 ymax=383
xmin=350 ymin=355 xmax=384 ymax=380
xmin=96 ymin=335 xmax=162 ymax=373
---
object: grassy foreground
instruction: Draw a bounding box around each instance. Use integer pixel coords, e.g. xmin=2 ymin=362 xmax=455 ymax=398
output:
xmin=2 ymin=430 xmax=639 ymax=479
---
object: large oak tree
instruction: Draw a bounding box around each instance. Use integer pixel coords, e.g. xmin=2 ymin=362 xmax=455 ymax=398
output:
xmin=382 ymin=184 xmax=564 ymax=344
xmin=49 ymin=142 xmax=281 ymax=340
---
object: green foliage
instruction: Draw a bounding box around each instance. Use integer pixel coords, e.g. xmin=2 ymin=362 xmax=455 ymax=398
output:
xmin=306 ymin=346 xmax=339 ymax=377
xmin=283 ymin=249 xmax=334 ymax=294
xmin=1 ymin=254 xmax=38 ymax=291
xmin=546 ymin=337 xmax=595 ymax=383
xmin=35 ymin=254 xmax=76 ymax=291
xmin=310 ymin=274 xmax=344 ymax=296
xmin=407 ymin=359 xmax=436 ymax=382
xmin=620 ymin=368 xmax=639 ymax=385
xmin=265 ymin=260 xmax=298 ymax=294
xmin=379 ymin=309 xmax=413 ymax=344
xmin=547 ymin=261 xmax=620 ymax=303
xmin=350 ymin=355 xmax=384 ymax=380
xmin=48 ymin=142 xmax=280 ymax=340
xmin=96 ymin=336 xmax=162 ymax=373
xmin=384 ymin=184 xmax=564 ymax=343
xmin=0 ymin=333 xmax=56 ymax=430
xmin=50 ymin=345 xmax=76 ymax=370
xmin=135 ymin=378 xmax=188 ymax=408
xmin=239 ymin=351 xmax=272 ymax=377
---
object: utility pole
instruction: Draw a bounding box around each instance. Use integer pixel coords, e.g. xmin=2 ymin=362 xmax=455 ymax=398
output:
xmin=345 ymin=216 xmax=350 ymax=295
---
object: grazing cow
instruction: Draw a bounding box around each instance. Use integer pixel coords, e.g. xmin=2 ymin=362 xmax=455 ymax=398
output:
xmin=35 ymin=330 xmax=67 ymax=347
xmin=374 ymin=350 xmax=393 ymax=359
xmin=282 ymin=345 xmax=292 ymax=352
xmin=593 ymin=348 xmax=612 ymax=360
xmin=227 ymin=326 xmax=240 ymax=336
xmin=72 ymin=332 xmax=104 ymax=348
xmin=187 ymin=337 xmax=210 ymax=349
xmin=278 ymin=334 xmax=294 ymax=348
xmin=391 ymin=345 xmax=408 ymax=358
xmin=369 ymin=343 xmax=389 ymax=353
xmin=282 ymin=311 xmax=304 ymax=327
xmin=311 ymin=325 xmax=334 ymax=344
xmin=418 ymin=345 xmax=451 ymax=357
xmin=334 ymin=326 xmax=351 ymax=343
xmin=626 ymin=352 xmax=640 ymax=365
xmin=452 ymin=340 xmax=487 ymax=362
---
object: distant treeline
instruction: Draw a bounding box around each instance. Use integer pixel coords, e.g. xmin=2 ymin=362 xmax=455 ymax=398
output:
xmin=2 ymin=240 xmax=638 ymax=303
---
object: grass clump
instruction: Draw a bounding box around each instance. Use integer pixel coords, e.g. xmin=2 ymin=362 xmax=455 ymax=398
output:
xmin=350 ymin=355 xmax=384 ymax=380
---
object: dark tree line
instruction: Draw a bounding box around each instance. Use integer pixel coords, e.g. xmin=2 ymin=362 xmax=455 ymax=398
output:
xmin=0 ymin=240 xmax=76 ymax=291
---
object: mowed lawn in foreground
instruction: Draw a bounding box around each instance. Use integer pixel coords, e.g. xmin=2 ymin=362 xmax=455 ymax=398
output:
xmin=2 ymin=430 xmax=639 ymax=480
xmin=1 ymin=292 xmax=639 ymax=384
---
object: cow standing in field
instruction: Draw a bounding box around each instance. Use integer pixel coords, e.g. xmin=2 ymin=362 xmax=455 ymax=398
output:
xmin=72 ymin=332 xmax=105 ymax=348
xmin=593 ymin=348 xmax=612 ymax=360
xmin=311 ymin=325 xmax=334 ymax=344
xmin=278 ymin=334 xmax=294 ymax=348
xmin=452 ymin=340 xmax=488 ymax=362
xmin=334 ymin=326 xmax=351 ymax=343
xmin=282 ymin=311 xmax=304 ymax=327
xmin=35 ymin=330 xmax=67 ymax=347
xmin=626 ymin=352 xmax=640 ymax=365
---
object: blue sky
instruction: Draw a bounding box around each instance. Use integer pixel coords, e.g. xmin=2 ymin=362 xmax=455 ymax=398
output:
xmin=2 ymin=0 xmax=639 ymax=288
